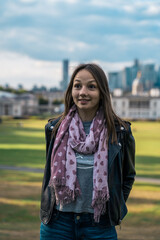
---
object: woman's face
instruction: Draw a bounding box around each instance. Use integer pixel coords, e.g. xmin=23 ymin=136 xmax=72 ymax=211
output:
xmin=72 ymin=69 xmax=100 ymax=117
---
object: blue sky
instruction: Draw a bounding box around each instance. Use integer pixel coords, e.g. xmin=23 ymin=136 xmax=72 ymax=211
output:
xmin=0 ymin=0 xmax=160 ymax=89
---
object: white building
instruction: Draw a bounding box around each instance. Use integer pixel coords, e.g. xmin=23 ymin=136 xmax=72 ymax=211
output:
xmin=111 ymin=76 xmax=160 ymax=120
xmin=0 ymin=92 xmax=38 ymax=117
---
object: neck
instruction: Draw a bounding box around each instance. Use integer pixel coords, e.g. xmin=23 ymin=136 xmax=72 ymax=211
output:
xmin=78 ymin=109 xmax=97 ymax=122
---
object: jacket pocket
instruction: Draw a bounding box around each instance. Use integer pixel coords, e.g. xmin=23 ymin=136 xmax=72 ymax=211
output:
xmin=120 ymin=190 xmax=128 ymax=220
xmin=41 ymin=186 xmax=55 ymax=213
xmin=40 ymin=186 xmax=56 ymax=224
xmin=108 ymin=184 xmax=121 ymax=225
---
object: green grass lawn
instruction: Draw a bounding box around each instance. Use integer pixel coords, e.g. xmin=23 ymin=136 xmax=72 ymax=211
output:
xmin=0 ymin=119 xmax=46 ymax=168
xmin=0 ymin=119 xmax=160 ymax=178
xmin=132 ymin=121 xmax=160 ymax=179
xmin=0 ymin=119 xmax=160 ymax=240
xmin=0 ymin=170 xmax=42 ymax=240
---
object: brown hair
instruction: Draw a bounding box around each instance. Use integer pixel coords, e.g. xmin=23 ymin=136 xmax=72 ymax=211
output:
xmin=52 ymin=63 xmax=127 ymax=143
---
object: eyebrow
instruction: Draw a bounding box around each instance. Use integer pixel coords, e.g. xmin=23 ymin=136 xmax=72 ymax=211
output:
xmin=74 ymin=79 xmax=96 ymax=83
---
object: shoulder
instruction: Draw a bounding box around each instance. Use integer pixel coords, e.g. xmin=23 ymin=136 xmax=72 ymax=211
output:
xmin=114 ymin=120 xmax=131 ymax=133
xmin=114 ymin=120 xmax=134 ymax=145
xmin=45 ymin=116 xmax=61 ymax=133
xmin=114 ymin=120 xmax=135 ymax=149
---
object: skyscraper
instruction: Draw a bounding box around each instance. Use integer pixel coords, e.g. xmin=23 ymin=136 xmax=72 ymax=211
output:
xmin=122 ymin=59 xmax=140 ymax=91
xmin=141 ymin=63 xmax=156 ymax=90
xmin=108 ymin=72 xmax=122 ymax=91
xmin=60 ymin=59 xmax=69 ymax=91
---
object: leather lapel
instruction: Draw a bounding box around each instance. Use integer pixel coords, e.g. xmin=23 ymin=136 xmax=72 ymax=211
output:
xmin=108 ymin=136 xmax=121 ymax=172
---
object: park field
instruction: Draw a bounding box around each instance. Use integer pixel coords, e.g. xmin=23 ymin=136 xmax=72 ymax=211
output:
xmin=0 ymin=119 xmax=160 ymax=178
xmin=0 ymin=119 xmax=160 ymax=240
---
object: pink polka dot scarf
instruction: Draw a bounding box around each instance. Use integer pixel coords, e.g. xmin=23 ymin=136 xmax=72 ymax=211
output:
xmin=49 ymin=105 xmax=109 ymax=222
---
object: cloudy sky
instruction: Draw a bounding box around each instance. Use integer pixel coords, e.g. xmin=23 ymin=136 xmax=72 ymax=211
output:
xmin=0 ymin=0 xmax=160 ymax=89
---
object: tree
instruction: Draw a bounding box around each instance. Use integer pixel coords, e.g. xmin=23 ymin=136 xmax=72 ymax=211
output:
xmin=39 ymin=97 xmax=48 ymax=105
xmin=52 ymin=99 xmax=63 ymax=105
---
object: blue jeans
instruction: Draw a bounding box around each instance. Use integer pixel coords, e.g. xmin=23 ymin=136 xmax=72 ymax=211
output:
xmin=40 ymin=210 xmax=117 ymax=240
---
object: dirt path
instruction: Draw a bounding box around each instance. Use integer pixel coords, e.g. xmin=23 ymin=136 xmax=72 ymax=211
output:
xmin=0 ymin=164 xmax=160 ymax=184
xmin=0 ymin=164 xmax=43 ymax=173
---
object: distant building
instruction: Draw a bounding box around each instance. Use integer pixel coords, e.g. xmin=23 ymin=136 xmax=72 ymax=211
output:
xmin=35 ymin=90 xmax=65 ymax=115
xmin=112 ymin=76 xmax=160 ymax=120
xmin=108 ymin=72 xmax=122 ymax=91
xmin=122 ymin=59 xmax=140 ymax=91
xmin=0 ymin=92 xmax=38 ymax=117
xmin=108 ymin=59 xmax=158 ymax=92
xmin=0 ymin=90 xmax=65 ymax=117
xmin=60 ymin=59 xmax=69 ymax=91
xmin=132 ymin=71 xmax=143 ymax=95
xmin=108 ymin=59 xmax=140 ymax=92
xmin=141 ymin=64 xmax=157 ymax=90
xmin=122 ymin=67 xmax=132 ymax=91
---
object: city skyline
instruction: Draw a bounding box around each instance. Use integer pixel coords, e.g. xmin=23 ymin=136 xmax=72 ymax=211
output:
xmin=0 ymin=0 xmax=160 ymax=89
xmin=0 ymin=58 xmax=159 ymax=90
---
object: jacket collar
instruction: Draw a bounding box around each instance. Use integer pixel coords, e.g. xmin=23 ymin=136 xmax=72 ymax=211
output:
xmin=108 ymin=139 xmax=121 ymax=172
xmin=108 ymin=125 xmax=124 ymax=172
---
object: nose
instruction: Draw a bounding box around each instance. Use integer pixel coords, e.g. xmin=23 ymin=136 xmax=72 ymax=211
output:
xmin=79 ymin=86 xmax=88 ymax=96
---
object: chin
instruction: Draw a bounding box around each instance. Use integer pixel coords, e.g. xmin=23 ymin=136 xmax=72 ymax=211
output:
xmin=78 ymin=104 xmax=90 ymax=109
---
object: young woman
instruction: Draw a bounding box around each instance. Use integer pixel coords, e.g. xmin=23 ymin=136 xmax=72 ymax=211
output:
xmin=40 ymin=63 xmax=136 ymax=240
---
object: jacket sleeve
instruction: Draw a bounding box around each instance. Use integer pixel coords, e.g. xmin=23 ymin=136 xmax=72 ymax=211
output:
xmin=122 ymin=125 xmax=136 ymax=202
xmin=44 ymin=117 xmax=61 ymax=158
xmin=45 ymin=122 xmax=52 ymax=158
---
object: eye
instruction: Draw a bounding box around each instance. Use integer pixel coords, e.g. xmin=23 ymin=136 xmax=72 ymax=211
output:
xmin=73 ymin=83 xmax=81 ymax=89
xmin=88 ymin=84 xmax=96 ymax=89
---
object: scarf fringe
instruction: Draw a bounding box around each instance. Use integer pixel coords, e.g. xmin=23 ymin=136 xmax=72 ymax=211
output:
xmin=49 ymin=177 xmax=81 ymax=205
xmin=49 ymin=177 xmax=66 ymax=187
xmin=56 ymin=186 xmax=81 ymax=205
xmin=92 ymin=187 xmax=110 ymax=223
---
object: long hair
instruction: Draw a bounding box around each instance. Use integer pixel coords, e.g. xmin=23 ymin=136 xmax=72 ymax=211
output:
xmin=52 ymin=63 xmax=127 ymax=143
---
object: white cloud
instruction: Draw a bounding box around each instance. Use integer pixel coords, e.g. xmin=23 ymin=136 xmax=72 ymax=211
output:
xmin=144 ymin=5 xmax=160 ymax=15
xmin=90 ymin=0 xmax=136 ymax=9
xmin=19 ymin=0 xmax=38 ymax=3
xmin=120 ymin=36 xmax=160 ymax=46
xmin=2 ymin=1 xmax=60 ymax=18
xmin=90 ymin=0 xmax=160 ymax=16
xmin=90 ymin=1 xmax=113 ymax=8
xmin=83 ymin=14 xmax=110 ymax=22
xmin=55 ymin=37 xmax=94 ymax=52
xmin=19 ymin=0 xmax=78 ymax=4
xmin=47 ymin=0 xmax=78 ymax=3
xmin=0 ymin=51 xmax=62 ymax=89
xmin=0 ymin=0 xmax=160 ymax=67
xmin=139 ymin=37 xmax=160 ymax=45
xmin=139 ymin=20 xmax=160 ymax=27
xmin=122 ymin=5 xmax=135 ymax=13
xmin=95 ymin=60 xmax=133 ymax=72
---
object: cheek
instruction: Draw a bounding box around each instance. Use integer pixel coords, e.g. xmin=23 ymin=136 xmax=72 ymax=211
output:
xmin=71 ymin=89 xmax=74 ymax=97
xmin=72 ymin=90 xmax=77 ymax=101
xmin=95 ymin=92 xmax=100 ymax=103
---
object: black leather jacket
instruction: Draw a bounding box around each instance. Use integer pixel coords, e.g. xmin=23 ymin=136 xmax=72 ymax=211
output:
xmin=40 ymin=118 xmax=136 ymax=226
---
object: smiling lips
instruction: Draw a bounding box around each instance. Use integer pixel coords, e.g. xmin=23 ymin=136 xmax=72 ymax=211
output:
xmin=78 ymin=99 xmax=90 ymax=101
xmin=78 ymin=99 xmax=90 ymax=104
